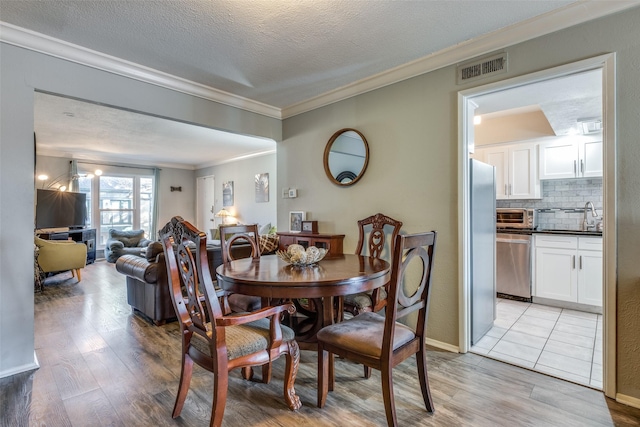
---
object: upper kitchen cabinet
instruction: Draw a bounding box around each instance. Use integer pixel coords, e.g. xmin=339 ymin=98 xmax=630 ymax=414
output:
xmin=539 ymin=137 xmax=602 ymax=180
xmin=476 ymin=142 xmax=540 ymax=199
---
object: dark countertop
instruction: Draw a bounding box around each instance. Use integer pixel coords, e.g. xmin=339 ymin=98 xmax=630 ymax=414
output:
xmin=497 ymin=228 xmax=603 ymax=236
xmin=534 ymin=229 xmax=603 ymax=237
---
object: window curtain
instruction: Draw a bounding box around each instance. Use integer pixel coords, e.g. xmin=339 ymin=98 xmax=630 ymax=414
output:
xmin=152 ymin=167 xmax=160 ymax=240
xmin=69 ymin=160 xmax=79 ymax=192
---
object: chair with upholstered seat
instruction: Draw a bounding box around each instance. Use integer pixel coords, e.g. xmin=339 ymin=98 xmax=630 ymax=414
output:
xmin=317 ymin=231 xmax=437 ymax=427
xmin=35 ymin=236 xmax=87 ymax=282
xmin=343 ymin=213 xmax=403 ymax=317
xmin=218 ymin=224 xmax=264 ymax=313
xmin=160 ymin=217 xmax=301 ymax=427
xmin=219 ymin=224 xmax=260 ymax=263
xmin=219 ymin=223 xmax=279 ymax=381
xmin=104 ymin=229 xmax=153 ymax=263
xmin=342 ymin=213 xmax=402 ymax=379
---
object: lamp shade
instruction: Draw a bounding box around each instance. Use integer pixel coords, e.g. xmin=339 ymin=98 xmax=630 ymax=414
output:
xmin=215 ymin=208 xmax=232 ymax=224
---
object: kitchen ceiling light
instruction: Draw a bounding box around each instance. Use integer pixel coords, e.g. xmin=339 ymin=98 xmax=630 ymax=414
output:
xmin=578 ymin=118 xmax=602 ymax=134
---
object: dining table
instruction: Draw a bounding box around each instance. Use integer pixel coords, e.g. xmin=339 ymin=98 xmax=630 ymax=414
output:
xmin=216 ymin=253 xmax=390 ymax=350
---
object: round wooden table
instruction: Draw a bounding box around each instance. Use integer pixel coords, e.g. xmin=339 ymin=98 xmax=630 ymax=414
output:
xmin=216 ymin=254 xmax=390 ymax=349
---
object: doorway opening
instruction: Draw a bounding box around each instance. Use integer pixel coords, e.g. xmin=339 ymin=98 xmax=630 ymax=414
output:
xmin=458 ymin=54 xmax=616 ymax=397
xmin=196 ymin=175 xmax=216 ymax=238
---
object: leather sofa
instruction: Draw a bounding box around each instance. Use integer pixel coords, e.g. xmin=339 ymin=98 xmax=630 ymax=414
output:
xmin=115 ymin=241 xmax=256 ymax=325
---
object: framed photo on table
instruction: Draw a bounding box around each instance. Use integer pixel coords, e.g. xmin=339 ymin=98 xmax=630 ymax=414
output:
xmin=289 ymin=211 xmax=305 ymax=233
xmin=301 ymin=220 xmax=318 ymax=233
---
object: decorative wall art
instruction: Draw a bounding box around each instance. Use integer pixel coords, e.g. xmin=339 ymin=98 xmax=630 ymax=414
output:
xmin=289 ymin=211 xmax=305 ymax=233
xmin=255 ymin=173 xmax=269 ymax=203
xmin=222 ymin=181 xmax=234 ymax=207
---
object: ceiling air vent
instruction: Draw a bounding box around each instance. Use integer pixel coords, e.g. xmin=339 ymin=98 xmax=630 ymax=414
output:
xmin=457 ymin=52 xmax=508 ymax=85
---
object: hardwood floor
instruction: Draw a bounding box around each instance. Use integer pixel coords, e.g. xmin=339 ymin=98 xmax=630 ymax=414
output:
xmin=2 ymin=260 xmax=640 ymax=426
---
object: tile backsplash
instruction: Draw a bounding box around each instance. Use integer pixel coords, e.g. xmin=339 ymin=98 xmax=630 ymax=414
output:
xmin=496 ymin=178 xmax=603 ymax=230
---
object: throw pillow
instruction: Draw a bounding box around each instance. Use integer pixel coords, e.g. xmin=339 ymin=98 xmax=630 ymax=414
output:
xmin=109 ymin=229 xmax=144 ymax=247
xmin=259 ymin=234 xmax=279 ymax=254
xmin=212 ymin=227 xmax=221 ymax=240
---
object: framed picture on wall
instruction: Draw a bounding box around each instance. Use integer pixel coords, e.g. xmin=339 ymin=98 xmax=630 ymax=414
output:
xmin=255 ymin=173 xmax=269 ymax=202
xmin=289 ymin=211 xmax=305 ymax=233
xmin=223 ymin=181 xmax=234 ymax=207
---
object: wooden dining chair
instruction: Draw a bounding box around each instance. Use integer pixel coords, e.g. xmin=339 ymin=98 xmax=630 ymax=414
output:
xmin=317 ymin=231 xmax=437 ymax=427
xmin=343 ymin=213 xmax=403 ymax=317
xmin=341 ymin=213 xmax=403 ymax=379
xmin=218 ymin=224 xmax=264 ymax=313
xmin=219 ymin=224 xmax=260 ymax=263
xmin=219 ymin=223 xmax=276 ymax=381
xmin=160 ymin=217 xmax=301 ymax=427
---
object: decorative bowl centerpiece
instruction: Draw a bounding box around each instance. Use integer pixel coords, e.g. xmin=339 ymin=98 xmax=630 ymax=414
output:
xmin=276 ymin=244 xmax=327 ymax=266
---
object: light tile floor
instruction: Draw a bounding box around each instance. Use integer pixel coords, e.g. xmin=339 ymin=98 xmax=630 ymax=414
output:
xmin=471 ymin=298 xmax=602 ymax=389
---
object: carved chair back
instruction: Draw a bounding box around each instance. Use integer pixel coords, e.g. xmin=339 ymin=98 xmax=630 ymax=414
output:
xmin=160 ymin=216 xmax=223 ymax=338
xmin=355 ymin=213 xmax=403 ymax=262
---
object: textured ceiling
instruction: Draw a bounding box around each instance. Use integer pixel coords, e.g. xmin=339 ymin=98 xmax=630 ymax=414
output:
xmin=0 ymin=1 xmax=613 ymax=168
xmin=474 ymin=69 xmax=602 ymax=136
xmin=1 ymin=0 xmax=575 ymax=108
xmin=34 ymin=92 xmax=276 ymax=169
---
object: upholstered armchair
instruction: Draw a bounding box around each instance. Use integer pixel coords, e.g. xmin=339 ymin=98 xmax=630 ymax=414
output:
xmin=105 ymin=229 xmax=153 ymax=263
xmin=35 ymin=236 xmax=87 ymax=282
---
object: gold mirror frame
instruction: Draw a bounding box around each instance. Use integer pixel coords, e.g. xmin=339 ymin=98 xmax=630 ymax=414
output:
xmin=323 ymin=128 xmax=370 ymax=187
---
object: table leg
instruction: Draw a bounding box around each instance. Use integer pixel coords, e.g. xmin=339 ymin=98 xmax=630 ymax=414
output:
xmin=290 ymin=296 xmax=338 ymax=351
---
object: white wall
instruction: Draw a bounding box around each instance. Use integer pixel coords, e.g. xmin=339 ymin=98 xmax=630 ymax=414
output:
xmin=155 ymin=167 xmax=196 ymax=237
xmin=196 ymin=153 xmax=277 ymax=230
xmin=0 ymin=49 xmax=37 ymax=377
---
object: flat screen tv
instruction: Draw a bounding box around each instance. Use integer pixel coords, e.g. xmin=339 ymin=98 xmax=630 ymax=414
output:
xmin=35 ymin=189 xmax=87 ymax=230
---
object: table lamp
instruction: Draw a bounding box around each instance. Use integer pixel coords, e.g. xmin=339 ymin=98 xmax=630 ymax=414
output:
xmin=215 ymin=208 xmax=232 ymax=225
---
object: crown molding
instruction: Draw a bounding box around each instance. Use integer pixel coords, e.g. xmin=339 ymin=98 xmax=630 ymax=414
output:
xmin=196 ymin=149 xmax=277 ymax=169
xmin=281 ymin=1 xmax=638 ymax=118
xmin=0 ymin=22 xmax=282 ymax=119
xmin=2 ymin=1 xmax=637 ymax=121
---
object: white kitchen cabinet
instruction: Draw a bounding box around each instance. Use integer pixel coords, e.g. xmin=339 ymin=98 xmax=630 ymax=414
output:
xmin=533 ymin=235 xmax=602 ymax=307
xmin=539 ymin=138 xmax=602 ymax=179
xmin=534 ymin=236 xmax=578 ymax=302
xmin=581 ymin=139 xmax=603 ymax=177
xmin=477 ymin=142 xmax=539 ymax=199
xmin=577 ymin=238 xmax=603 ymax=306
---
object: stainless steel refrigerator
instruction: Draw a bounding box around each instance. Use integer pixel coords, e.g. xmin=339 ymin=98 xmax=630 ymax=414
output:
xmin=470 ymin=159 xmax=496 ymax=345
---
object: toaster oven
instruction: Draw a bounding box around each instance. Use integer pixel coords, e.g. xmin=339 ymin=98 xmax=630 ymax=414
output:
xmin=496 ymin=208 xmax=537 ymax=230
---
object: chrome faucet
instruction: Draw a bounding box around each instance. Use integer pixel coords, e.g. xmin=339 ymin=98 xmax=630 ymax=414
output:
xmin=583 ymin=201 xmax=598 ymax=231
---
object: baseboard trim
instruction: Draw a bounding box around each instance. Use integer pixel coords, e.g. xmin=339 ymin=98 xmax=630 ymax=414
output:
xmin=426 ymin=338 xmax=459 ymax=353
xmin=0 ymin=352 xmax=40 ymax=379
xmin=616 ymin=393 xmax=640 ymax=410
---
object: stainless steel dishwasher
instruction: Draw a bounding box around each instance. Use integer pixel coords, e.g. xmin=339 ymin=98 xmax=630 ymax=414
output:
xmin=496 ymin=232 xmax=532 ymax=300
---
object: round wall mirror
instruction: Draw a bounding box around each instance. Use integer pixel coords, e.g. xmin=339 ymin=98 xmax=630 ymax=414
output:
xmin=323 ymin=128 xmax=370 ymax=186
